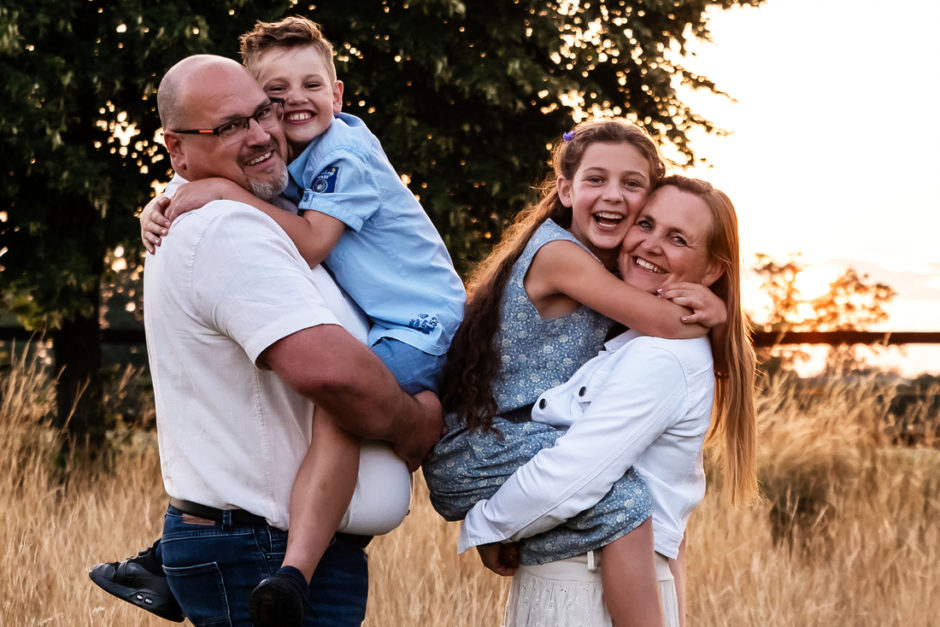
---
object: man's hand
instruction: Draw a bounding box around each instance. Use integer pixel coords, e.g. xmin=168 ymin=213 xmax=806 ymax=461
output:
xmin=391 ymin=390 xmax=443 ymax=471
xmin=477 ymin=542 xmax=520 ymax=576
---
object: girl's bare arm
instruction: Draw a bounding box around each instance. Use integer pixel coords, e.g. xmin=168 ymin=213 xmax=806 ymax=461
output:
xmin=525 ymin=241 xmax=723 ymax=339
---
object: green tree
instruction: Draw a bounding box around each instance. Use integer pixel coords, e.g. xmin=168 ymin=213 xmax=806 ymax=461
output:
xmin=311 ymin=0 xmax=763 ymax=265
xmin=0 ymin=1 xmax=276 ymax=445
xmin=1 ymin=0 xmax=763 ymax=445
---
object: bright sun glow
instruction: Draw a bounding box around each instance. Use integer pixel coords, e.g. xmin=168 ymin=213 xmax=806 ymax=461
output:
xmin=679 ymin=0 xmax=940 ymax=375
xmin=795 ymin=265 xmax=840 ymax=300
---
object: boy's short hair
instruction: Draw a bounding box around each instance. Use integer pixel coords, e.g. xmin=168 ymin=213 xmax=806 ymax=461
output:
xmin=239 ymin=16 xmax=337 ymax=83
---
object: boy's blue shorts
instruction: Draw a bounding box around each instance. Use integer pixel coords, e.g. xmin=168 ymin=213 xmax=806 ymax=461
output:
xmin=371 ymin=337 xmax=446 ymax=395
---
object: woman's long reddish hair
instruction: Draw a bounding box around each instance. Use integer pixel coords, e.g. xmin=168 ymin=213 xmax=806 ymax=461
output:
xmin=657 ymin=175 xmax=758 ymax=504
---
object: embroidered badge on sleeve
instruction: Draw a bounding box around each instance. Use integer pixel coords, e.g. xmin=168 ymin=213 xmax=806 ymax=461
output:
xmin=408 ymin=314 xmax=440 ymax=335
xmin=312 ymin=166 xmax=338 ymax=193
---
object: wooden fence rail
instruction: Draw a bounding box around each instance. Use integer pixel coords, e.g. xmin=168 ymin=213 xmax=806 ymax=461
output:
xmin=750 ymin=331 xmax=940 ymax=347
xmin=3 ymin=327 xmax=940 ymax=347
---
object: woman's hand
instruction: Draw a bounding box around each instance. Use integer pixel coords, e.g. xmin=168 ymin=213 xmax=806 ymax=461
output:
xmin=660 ymin=282 xmax=727 ymax=328
xmin=140 ymin=195 xmax=171 ymax=254
xmin=476 ymin=542 xmax=520 ymax=576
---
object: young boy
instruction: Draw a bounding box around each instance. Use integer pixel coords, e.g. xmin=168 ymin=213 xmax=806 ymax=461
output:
xmin=91 ymin=16 xmax=465 ymax=627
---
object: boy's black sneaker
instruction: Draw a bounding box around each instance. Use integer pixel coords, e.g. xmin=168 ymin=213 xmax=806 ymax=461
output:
xmin=89 ymin=543 xmax=184 ymax=623
xmin=249 ymin=571 xmax=306 ymax=627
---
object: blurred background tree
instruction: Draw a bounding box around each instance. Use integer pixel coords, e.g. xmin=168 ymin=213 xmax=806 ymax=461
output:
xmin=750 ymin=253 xmax=897 ymax=375
xmin=0 ymin=0 xmax=265 ymax=447
xmin=0 ymin=0 xmax=763 ymax=446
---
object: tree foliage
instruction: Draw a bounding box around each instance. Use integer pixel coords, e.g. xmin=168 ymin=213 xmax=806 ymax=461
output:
xmin=1 ymin=0 xmax=763 ymax=442
xmin=0 ymin=0 xmax=280 ymax=442
xmin=751 ymin=253 xmax=897 ymax=374
xmin=310 ymin=0 xmax=764 ymax=266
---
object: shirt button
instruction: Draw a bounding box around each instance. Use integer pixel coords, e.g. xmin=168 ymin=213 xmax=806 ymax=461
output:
xmin=538 ymin=398 xmax=547 ymax=409
xmin=578 ymin=386 xmax=587 ymax=397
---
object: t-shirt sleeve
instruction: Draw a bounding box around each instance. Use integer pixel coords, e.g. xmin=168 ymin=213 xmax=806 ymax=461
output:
xmin=296 ymin=152 xmax=379 ymax=232
xmin=190 ymin=203 xmax=341 ymax=364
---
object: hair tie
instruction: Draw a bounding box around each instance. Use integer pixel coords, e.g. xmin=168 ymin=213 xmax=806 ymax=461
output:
xmin=562 ymin=130 xmax=575 ymax=142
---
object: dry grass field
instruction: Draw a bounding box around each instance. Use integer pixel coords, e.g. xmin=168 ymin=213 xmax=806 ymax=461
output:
xmin=1 ymin=349 xmax=938 ymax=626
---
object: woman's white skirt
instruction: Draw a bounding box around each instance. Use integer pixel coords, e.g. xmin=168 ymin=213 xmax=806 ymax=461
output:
xmin=503 ymin=551 xmax=679 ymax=627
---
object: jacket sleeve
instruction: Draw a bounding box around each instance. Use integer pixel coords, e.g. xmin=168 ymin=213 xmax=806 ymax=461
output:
xmin=458 ymin=341 xmax=687 ymax=552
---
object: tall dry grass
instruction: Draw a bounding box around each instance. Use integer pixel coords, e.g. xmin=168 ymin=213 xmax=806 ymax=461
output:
xmin=1 ymin=353 xmax=937 ymax=626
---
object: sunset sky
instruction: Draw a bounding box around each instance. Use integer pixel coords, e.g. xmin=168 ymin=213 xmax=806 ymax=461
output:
xmin=675 ymin=0 xmax=940 ymax=374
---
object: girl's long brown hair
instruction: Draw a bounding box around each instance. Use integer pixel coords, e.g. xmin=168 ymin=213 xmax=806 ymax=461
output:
xmin=441 ymin=119 xmax=665 ymax=432
xmin=658 ymin=175 xmax=759 ymax=504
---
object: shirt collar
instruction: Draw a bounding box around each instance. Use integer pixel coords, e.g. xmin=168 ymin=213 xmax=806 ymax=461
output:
xmin=603 ymin=328 xmax=642 ymax=353
xmin=287 ymin=138 xmax=319 ymax=187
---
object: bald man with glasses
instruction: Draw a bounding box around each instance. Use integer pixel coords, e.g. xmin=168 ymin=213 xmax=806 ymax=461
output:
xmin=92 ymin=54 xmax=442 ymax=626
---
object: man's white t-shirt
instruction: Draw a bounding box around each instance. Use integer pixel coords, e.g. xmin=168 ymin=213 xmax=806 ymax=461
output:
xmin=144 ymin=199 xmax=369 ymax=530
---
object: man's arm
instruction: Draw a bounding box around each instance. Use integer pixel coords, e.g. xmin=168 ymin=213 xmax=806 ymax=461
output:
xmin=191 ymin=206 xmax=440 ymax=469
xmin=260 ymin=323 xmax=441 ymax=470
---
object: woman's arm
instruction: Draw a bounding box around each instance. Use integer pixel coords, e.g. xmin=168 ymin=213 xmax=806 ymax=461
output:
xmin=166 ymin=177 xmax=345 ymax=268
xmin=457 ymin=340 xmax=687 ymax=551
xmin=525 ymin=240 xmax=725 ymax=339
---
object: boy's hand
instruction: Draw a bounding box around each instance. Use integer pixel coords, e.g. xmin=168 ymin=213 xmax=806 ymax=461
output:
xmin=165 ymin=178 xmax=236 ymax=222
xmin=477 ymin=542 xmax=520 ymax=576
xmin=140 ymin=195 xmax=171 ymax=254
xmin=659 ymin=282 xmax=727 ymax=328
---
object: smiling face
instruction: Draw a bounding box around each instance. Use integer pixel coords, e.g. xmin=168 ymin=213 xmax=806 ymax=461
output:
xmin=252 ymin=45 xmax=344 ymax=156
xmin=619 ymin=185 xmax=723 ymax=293
xmin=557 ymin=141 xmax=652 ymax=265
xmin=164 ymin=59 xmax=289 ymax=200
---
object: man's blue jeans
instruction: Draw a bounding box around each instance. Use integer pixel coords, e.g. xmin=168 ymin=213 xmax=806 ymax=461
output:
xmin=161 ymin=506 xmax=368 ymax=626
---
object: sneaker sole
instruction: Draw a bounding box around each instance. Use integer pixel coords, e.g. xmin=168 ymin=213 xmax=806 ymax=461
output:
xmin=89 ymin=569 xmax=185 ymax=622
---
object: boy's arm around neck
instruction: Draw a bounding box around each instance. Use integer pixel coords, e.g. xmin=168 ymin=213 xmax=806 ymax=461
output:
xmin=168 ymin=177 xmax=344 ymax=268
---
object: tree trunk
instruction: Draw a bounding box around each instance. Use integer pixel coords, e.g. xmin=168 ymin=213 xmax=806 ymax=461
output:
xmin=53 ymin=283 xmax=105 ymax=449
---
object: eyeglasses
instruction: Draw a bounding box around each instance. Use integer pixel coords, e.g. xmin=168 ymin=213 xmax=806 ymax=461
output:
xmin=170 ymin=98 xmax=284 ymax=145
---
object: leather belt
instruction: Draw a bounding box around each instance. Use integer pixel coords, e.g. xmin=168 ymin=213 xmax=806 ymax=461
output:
xmin=168 ymin=498 xmax=268 ymax=526
xmin=168 ymin=497 xmax=372 ymax=547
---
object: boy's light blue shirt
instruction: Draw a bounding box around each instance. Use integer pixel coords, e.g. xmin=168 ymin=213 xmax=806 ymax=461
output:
xmin=286 ymin=113 xmax=465 ymax=355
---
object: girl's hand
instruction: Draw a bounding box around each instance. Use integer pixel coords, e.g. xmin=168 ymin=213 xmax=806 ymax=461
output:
xmin=140 ymin=195 xmax=171 ymax=254
xmin=476 ymin=542 xmax=520 ymax=576
xmin=659 ymin=282 xmax=727 ymax=328
xmin=165 ymin=177 xmax=238 ymax=222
